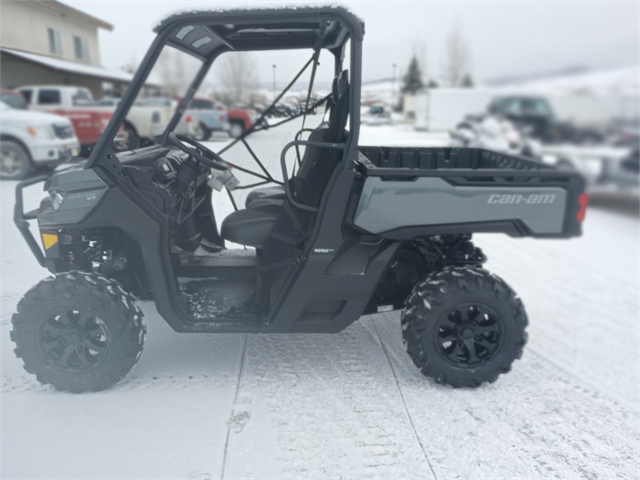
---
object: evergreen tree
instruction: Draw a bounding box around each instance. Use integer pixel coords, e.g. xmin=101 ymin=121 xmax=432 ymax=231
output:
xmin=401 ymin=56 xmax=424 ymax=95
xmin=461 ymin=74 xmax=474 ymax=88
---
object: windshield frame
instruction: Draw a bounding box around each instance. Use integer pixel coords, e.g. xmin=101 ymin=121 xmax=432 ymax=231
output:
xmin=84 ymin=6 xmax=363 ymax=174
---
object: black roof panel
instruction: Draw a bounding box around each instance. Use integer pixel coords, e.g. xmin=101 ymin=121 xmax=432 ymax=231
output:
xmin=154 ymin=5 xmax=363 ymax=58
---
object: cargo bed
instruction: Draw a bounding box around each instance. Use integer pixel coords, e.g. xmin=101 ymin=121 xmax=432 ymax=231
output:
xmin=352 ymin=147 xmax=587 ymax=239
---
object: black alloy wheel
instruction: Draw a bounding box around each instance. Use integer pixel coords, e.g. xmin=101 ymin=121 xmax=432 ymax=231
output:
xmin=402 ymin=266 xmax=528 ymax=387
xmin=37 ymin=309 xmax=111 ymax=372
xmin=435 ymin=303 xmax=503 ymax=368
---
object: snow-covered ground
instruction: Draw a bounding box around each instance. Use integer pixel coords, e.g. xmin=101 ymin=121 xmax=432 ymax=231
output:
xmin=2 ymin=119 xmax=639 ymax=479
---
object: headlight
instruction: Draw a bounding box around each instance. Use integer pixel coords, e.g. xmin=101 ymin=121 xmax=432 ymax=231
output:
xmin=27 ymin=125 xmax=55 ymax=139
xmin=49 ymin=191 xmax=63 ymax=210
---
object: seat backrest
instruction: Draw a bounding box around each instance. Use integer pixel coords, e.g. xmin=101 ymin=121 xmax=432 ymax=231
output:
xmin=326 ymin=70 xmax=350 ymax=143
xmin=292 ymin=70 xmax=350 ymax=208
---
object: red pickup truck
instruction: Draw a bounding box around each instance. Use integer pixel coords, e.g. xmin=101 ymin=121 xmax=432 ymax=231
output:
xmin=17 ymin=85 xmax=117 ymax=153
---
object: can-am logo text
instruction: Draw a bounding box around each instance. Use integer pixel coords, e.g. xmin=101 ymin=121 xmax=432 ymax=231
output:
xmin=487 ymin=193 xmax=556 ymax=205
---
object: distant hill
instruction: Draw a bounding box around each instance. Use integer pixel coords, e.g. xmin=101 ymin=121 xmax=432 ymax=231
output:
xmin=485 ymin=66 xmax=591 ymax=86
xmin=491 ymin=65 xmax=639 ymax=96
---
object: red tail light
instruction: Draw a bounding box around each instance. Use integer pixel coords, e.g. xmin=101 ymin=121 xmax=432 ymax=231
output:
xmin=185 ymin=116 xmax=192 ymax=124
xmin=576 ymin=192 xmax=588 ymax=222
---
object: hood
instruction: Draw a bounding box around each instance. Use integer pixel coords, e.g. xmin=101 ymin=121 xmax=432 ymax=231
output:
xmin=0 ymin=106 xmax=72 ymax=126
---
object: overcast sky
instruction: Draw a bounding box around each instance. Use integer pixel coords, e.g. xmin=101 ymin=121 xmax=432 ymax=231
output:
xmin=64 ymin=0 xmax=638 ymax=85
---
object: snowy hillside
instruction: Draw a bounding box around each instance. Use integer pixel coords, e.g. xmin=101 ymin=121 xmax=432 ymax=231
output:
xmin=491 ymin=65 xmax=640 ymax=97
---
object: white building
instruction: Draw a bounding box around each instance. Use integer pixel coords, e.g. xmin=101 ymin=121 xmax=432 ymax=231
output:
xmin=0 ymin=0 xmax=157 ymax=97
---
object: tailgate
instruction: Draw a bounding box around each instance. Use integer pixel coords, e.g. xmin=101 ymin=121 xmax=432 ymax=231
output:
xmin=352 ymin=147 xmax=587 ymax=239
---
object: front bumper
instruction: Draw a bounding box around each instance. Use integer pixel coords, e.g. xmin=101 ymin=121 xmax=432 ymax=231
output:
xmin=30 ymin=138 xmax=80 ymax=166
xmin=14 ymin=175 xmax=49 ymax=267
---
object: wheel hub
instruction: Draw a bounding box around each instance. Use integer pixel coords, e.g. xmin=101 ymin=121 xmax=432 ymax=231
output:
xmin=459 ymin=325 xmax=475 ymax=339
xmin=37 ymin=310 xmax=111 ymax=372
xmin=66 ymin=328 xmax=85 ymax=345
xmin=435 ymin=303 xmax=504 ymax=368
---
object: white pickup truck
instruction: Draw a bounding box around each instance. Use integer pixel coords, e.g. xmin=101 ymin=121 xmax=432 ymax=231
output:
xmin=17 ymin=86 xmax=198 ymax=151
xmin=0 ymin=91 xmax=79 ymax=180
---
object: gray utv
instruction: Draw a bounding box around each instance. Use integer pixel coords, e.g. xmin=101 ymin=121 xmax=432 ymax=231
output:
xmin=11 ymin=6 xmax=587 ymax=392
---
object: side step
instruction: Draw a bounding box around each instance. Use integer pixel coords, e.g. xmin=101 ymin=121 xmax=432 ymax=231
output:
xmin=175 ymin=248 xmax=257 ymax=278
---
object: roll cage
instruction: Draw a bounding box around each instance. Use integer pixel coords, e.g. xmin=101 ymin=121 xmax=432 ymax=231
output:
xmin=85 ymin=6 xmax=365 ymax=183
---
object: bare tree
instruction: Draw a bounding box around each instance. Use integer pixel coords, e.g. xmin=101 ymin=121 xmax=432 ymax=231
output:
xmin=443 ymin=21 xmax=471 ymax=87
xmin=217 ymin=52 xmax=259 ymax=104
xmin=121 ymin=55 xmax=137 ymax=74
xmin=156 ymin=48 xmax=189 ymax=98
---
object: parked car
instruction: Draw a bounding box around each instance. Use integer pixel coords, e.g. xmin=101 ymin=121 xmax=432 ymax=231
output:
xmin=451 ymin=114 xmax=542 ymax=159
xmin=540 ymin=143 xmax=635 ymax=187
xmin=488 ymin=95 xmax=604 ymax=145
xmin=0 ymin=97 xmax=79 ymax=179
xmin=16 ymin=86 xmax=118 ymax=155
xmin=364 ymin=104 xmax=392 ymax=126
xmin=267 ymin=103 xmax=294 ymax=118
xmin=182 ymin=97 xmax=229 ymax=140
xmin=1 ymin=89 xmax=29 ymax=110
xmin=96 ymin=97 xmax=170 ymax=148
xmin=221 ymin=102 xmax=260 ymax=137
xmin=135 ymin=97 xmax=202 ymax=138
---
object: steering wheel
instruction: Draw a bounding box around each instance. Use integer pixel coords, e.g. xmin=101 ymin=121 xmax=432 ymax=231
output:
xmin=166 ymin=133 xmax=228 ymax=171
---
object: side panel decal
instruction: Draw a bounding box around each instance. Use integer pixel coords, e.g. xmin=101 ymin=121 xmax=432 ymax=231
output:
xmin=354 ymin=177 xmax=567 ymax=235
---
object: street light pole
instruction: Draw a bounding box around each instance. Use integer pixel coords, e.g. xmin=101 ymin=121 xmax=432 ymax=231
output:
xmin=392 ymin=63 xmax=397 ymax=100
xmin=272 ymin=65 xmax=277 ymax=102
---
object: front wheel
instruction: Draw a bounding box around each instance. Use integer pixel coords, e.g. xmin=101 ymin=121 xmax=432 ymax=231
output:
xmin=229 ymin=122 xmax=245 ymax=138
xmin=401 ymin=266 xmax=527 ymax=387
xmin=10 ymin=272 xmax=145 ymax=393
xmin=0 ymin=140 xmax=32 ymax=180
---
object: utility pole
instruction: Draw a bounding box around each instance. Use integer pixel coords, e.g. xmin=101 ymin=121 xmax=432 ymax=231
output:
xmin=272 ymin=65 xmax=277 ymax=102
xmin=392 ymin=63 xmax=397 ymax=101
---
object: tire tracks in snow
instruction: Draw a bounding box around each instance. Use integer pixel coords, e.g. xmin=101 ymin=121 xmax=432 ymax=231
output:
xmin=526 ymin=346 xmax=638 ymax=413
xmin=222 ymin=323 xmax=431 ymax=478
xmin=372 ymin=318 xmax=438 ymax=480
xmin=220 ymin=333 xmax=248 ymax=480
xmin=1 ymin=369 xmax=229 ymax=394
xmin=373 ymin=311 xmax=639 ymax=479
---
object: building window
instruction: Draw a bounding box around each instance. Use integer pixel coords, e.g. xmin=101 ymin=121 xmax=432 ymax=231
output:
xmin=48 ymin=28 xmax=62 ymax=55
xmin=74 ymin=36 xmax=90 ymax=61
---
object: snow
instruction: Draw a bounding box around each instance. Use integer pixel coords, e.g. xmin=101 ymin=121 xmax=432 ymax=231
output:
xmin=361 ymin=79 xmax=401 ymax=107
xmin=2 ymin=118 xmax=639 ymax=478
xmin=155 ymin=3 xmax=363 ymax=32
xmin=491 ymin=65 xmax=640 ymax=97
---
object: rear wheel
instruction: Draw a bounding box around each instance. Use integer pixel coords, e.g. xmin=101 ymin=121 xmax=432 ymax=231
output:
xmin=401 ymin=266 xmax=527 ymax=387
xmin=10 ymin=272 xmax=145 ymax=393
xmin=122 ymin=125 xmax=140 ymax=150
xmin=192 ymin=122 xmax=211 ymax=141
xmin=0 ymin=140 xmax=32 ymax=180
xmin=229 ymin=122 xmax=244 ymax=138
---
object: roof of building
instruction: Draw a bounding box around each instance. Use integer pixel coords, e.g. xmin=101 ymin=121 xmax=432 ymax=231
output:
xmin=0 ymin=47 xmax=161 ymax=86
